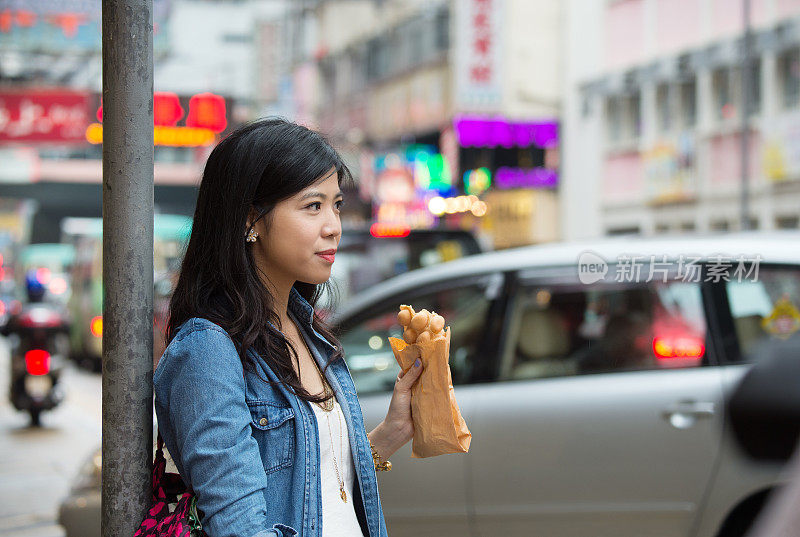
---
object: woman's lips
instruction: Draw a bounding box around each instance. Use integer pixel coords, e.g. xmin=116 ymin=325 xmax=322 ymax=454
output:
xmin=316 ymin=253 xmax=335 ymax=263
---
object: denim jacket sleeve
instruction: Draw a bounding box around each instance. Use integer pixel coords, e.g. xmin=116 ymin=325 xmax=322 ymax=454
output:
xmin=154 ymin=324 xmax=296 ymax=537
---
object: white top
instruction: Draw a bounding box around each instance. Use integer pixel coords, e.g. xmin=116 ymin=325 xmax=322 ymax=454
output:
xmin=310 ymin=398 xmax=364 ymax=537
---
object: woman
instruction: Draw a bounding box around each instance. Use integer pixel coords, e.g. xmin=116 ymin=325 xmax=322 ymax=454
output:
xmin=154 ymin=118 xmax=423 ymax=537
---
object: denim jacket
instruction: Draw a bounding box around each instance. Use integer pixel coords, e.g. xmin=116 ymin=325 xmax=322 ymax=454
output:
xmin=153 ymin=287 xmax=389 ymax=537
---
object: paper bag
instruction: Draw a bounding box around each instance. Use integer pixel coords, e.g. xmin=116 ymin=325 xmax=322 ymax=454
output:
xmin=388 ymin=327 xmax=472 ymax=458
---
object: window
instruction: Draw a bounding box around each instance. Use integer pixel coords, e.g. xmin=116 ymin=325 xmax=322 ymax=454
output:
xmin=779 ymin=48 xmax=800 ymax=109
xmin=501 ymin=278 xmax=707 ymax=380
xmin=367 ymin=37 xmax=386 ymax=81
xmin=348 ymin=46 xmax=368 ymax=92
xmin=606 ymin=226 xmax=641 ymax=236
xmin=712 ymin=62 xmax=762 ymax=120
xmin=680 ymin=221 xmax=696 ymax=232
xmin=627 ymin=93 xmax=642 ymax=139
xmin=713 ymin=66 xmax=735 ymax=120
xmin=710 ymin=219 xmax=730 ymax=232
xmin=656 ymin=83 xmax=672 ymax=133
xmin=338 ymin=279 xmax=497 ymax=394
xmin=776 ymin=215 xmax=800 ymax=229
xmin=435 ymin=6 xmax=449 ymax=52
xmin=726 ymin=267 xmax=800 ymax=360
xmin=606 ymin=96 xmax=622 ymax=142
xmin=749 ymin=58 xmax=762 ymax=115
xmin=743 ymin=217 xmax=760 ymax=230
xmin=679 ymin=77 xmax=697 ymax=128
xmin=605 ymin=93 xmax=641 ymax=145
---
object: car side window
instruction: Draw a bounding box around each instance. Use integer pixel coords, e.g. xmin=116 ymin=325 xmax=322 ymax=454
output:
xmin=501 ymin=279 xmax=707 ymax=381
xmin=338 ymin=279 xmax=496 ymax=394
xmin=725 ymin=266 xmax=800 ymax=360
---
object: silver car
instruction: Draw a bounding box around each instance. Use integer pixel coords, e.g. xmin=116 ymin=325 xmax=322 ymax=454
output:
xmin=332 ymin=232 xmax=800 ymax=537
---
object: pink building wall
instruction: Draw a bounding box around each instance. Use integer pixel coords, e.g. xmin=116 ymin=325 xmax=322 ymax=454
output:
xmin=607 ymin=0 xmax=800 ymax=68
xmin=605 ymin=0 xmax=645 ymax=70
xmin=711 ymin=0 xmax=770 ymax=37
xmin=655 ymin=0 xmax=701 ymax=54
xmin=603 ymin=152 xmax=645 ymax=201
xmin=777 ymin=0 xmax=800 ymax=18
xmin=709 ymin=132 xmax=762 ymax=186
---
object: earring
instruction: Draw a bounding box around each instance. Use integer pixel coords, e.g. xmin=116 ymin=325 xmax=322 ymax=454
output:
xmin=246 ymin=228 xmax=258 ymax=243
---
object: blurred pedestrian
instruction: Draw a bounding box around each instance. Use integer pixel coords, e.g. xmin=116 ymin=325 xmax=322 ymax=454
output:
xmin=154 ymin=118 xmax=423 ymax=537
xmin=727 ymin=335 xmax=800 ymax=537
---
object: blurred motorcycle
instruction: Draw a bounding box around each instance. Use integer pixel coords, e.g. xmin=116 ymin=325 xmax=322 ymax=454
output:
xmin=3 ymin=272 xmax=69 ymax=426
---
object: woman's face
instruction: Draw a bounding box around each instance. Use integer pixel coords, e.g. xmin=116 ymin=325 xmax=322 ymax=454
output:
xmin=251 ymin=168 xmax=343 ymax=288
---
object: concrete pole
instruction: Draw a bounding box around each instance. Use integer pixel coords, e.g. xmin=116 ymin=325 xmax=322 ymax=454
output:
xmin=101 ymin=0 xmax=154 ymax=535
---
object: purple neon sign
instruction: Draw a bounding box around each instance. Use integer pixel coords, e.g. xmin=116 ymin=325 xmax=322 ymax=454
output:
xmin=454 ymin=116 xmax=559 ymax=148
xmin=495 ymin=167 xmax=558 ymax=189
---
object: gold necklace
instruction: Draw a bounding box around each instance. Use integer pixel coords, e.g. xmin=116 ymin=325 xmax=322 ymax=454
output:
xmin=324 ymin=403 xmax=347 ymax=503
xmin=295 ymin=327 xmax=345 ymax=501
xmin=314 ymin=356 xmax=334 ymax=412
xmin=296 ymin=331 xmax=334 ymax=412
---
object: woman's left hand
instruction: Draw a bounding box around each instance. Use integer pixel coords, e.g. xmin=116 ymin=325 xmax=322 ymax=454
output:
xmin=368 ymin=358 xmax=423 ymax=460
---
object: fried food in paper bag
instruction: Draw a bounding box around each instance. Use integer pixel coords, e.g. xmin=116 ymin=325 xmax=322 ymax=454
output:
xmin=388 ymin=305 xmax=471 ymax=458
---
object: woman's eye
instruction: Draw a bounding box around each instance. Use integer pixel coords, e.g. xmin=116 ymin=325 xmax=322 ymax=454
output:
xmin=307 ymin=202 xmax=322 ymax=210
xmin=335 ymin=200 xmax=344 ymax=210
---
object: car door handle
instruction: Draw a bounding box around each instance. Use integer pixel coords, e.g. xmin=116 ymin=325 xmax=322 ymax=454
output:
xmin=662 ymin=401 xmax=715 ymax=429
xmin=663 ymin=401 xmax=716 ymax=417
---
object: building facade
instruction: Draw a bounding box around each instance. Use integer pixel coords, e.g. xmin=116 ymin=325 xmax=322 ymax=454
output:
xmin=563 ymin=0 xmax=800 ymax=240
xmin=291 ymin=0 xmax=564 ymax=249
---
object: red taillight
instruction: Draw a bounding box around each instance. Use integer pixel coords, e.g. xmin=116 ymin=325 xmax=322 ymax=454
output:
xmin=653 ymin=335 xmax=705 ymax=360
xmin=370 ymin=223 xmax=411 ymax=238
xmin=90 ymin=316 xmax=103 ymax=338
xmin=25 ymin=350 xmax=50 ymax=376
xmin=0 ymin=301 xmax=5 ymax=316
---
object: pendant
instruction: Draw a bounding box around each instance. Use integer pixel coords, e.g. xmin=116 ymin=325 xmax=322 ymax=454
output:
xmin=340 ymin=487 xmax=347 ymax=503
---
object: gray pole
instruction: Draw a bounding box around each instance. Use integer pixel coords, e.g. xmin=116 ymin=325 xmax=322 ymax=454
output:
xmin=740 ymin=0 xmax=752 ymax=230
xmin=101 ymin=0 xmax=154 ymax=535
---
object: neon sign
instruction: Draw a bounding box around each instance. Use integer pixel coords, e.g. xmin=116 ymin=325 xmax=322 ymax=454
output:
xmin=495 ymin=167 xmax=558 ymax=189
xmin=454 ymin=116 xmax=559 ymax=148
xmin=88 ymin=91 xmax=227 ymax=147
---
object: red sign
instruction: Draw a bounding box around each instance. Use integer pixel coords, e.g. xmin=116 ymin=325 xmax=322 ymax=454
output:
xmin=186 ymin=93 xmax=227 ymax=133
xmin=154 ymin=93 xmax=184 ymax=126
xmin=469 ymin=0 xmax=493 ymax=84
xmin=88 ymin=91 xmax=228 ymax=147
xmin=0 ymin=90 xmax=90 ymax=144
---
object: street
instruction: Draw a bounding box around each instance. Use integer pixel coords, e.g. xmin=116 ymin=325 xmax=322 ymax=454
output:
xmin=0 ymin=338 xmax=102 ymax=537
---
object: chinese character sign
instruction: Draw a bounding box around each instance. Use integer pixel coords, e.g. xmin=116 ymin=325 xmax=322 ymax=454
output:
xmin=0 ymin=90 xmax=89 ymax=144
xmin=454 ymin=0 xmax=504 ymax=112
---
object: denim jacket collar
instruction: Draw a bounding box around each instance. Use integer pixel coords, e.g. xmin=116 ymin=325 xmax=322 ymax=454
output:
xmin=288 ymin=286 xmax=314 ymax=327
xmin=284 ymin=286 xmax=337 ymax=352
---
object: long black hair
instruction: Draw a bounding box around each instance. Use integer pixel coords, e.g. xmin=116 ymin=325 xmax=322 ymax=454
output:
xmin=166 ymin=117 xmax=354 ymax=404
